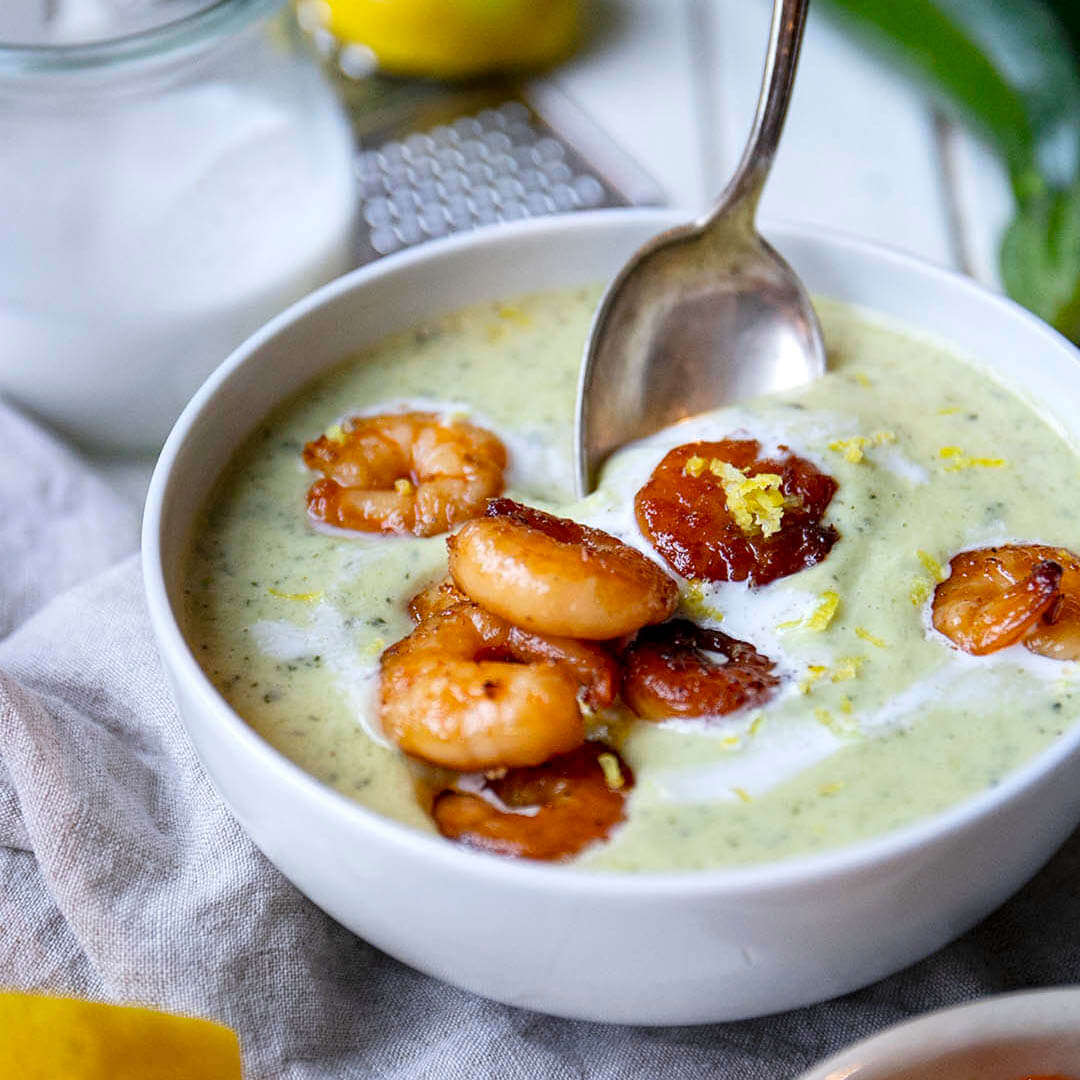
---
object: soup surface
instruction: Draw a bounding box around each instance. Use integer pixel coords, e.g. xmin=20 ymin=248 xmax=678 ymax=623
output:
xmin=184 ymin=287 xmax=1080 ymax=870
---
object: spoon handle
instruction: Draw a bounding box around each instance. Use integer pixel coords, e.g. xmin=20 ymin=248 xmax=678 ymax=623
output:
xmin=708 ymin=0 xmax=812 ymax=225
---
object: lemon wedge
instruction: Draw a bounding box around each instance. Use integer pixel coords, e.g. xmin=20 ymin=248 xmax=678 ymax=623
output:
xmin=0 ymin=993 xmax=242 ymax=1079
xmin=322 ymin=0 xmax=581 ymax=79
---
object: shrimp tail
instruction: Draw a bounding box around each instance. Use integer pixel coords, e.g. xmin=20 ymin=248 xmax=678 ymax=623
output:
xmin=934 ymin=558 xmax=1062 ymax=656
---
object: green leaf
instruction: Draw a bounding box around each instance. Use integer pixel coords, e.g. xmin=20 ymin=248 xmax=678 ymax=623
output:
xmin=818 ymin=0 xmax=1035 ymax=175
xmin=1045 ymin=0 xmax=1080 ymax=57
xmin=933 ymin=0 xmax=1080 ymax=189
xmin=1000 ymin=182 xmax=1080 ymax=343
xmin=819 ymin=0 xmax=1080 ymax=343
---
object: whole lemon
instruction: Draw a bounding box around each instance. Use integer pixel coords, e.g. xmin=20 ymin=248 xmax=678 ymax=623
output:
xmin=323 ymin=0 xmax=581 ymax=79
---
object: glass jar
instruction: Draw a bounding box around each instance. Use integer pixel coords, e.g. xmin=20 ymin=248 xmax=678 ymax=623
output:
xmin=0 ymin=0 xmax=358 ymax=452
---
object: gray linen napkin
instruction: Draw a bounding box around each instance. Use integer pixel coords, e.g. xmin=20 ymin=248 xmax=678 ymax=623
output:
xmin=1 ymin=399 xmax=1078 ymax=1080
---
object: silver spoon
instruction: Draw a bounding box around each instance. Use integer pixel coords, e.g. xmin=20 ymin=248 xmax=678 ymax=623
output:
xmin=574 ymin=0 xmax=824 ymax=495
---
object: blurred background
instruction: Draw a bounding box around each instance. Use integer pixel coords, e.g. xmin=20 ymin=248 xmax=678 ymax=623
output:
xmin=294 ymin=0 xmax=1080 ymax=342
xmin=2 ymin=0 xmax=1078 ymax=478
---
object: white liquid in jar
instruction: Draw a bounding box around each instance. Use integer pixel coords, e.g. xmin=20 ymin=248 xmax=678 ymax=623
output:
xmin=0 ymin=22 xmax=358 ymax=451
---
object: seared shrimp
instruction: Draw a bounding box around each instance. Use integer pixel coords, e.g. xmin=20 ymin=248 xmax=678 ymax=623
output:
xmin=1022 ymin=547 xmax=1080 ymax=660
xmin=380 ymin=604 xmax=583 ymax=771
xmin=407 ymin=577 xmax=472 ymax=623
xmin=407 ymin=577 xmax=619 ymax=709
xmin=381 ymin=586 xmax=619 ymax=771
xmin=448 ymin=498 xmax=678 ymax=639
xmin=303 ymin=412 xmax=506 ymax=537
xmin=932 ymin=544 xmax=1080 ymax=659
xmin=634 ymin=440 xmax=839 ymax=586
xmin=622 ymin=619 xmax=780 ymax=720
xmin=432 ymin=743 xmax=633 ymax=861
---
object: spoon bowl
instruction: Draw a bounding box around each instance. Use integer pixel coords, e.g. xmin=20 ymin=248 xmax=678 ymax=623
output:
xmin=575 ymin=0 xmax=823 ymax=494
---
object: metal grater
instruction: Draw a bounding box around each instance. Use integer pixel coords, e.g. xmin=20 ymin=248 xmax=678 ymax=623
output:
xmin=298 ymin=12 xmax=666 ymax=265
xmin=356 ymin=99 xmax=624 ymax=260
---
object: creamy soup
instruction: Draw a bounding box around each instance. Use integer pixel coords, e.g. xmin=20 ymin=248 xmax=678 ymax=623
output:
xmin=184 ymin=288 xmax=1080 ymax=871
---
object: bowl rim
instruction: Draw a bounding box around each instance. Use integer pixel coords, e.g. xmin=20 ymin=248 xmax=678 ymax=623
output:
xmin=795 ymin=985 xmax=1080 ymax=1077
xmin=142 ymin=207 xmax=1080 ymax=896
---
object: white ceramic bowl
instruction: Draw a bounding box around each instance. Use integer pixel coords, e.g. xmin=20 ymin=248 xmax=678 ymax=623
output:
xmin=796 ymin=987 xmax=1080 ymax=1079
xmin=142 ymin=210 xmax=1080 ymax=1025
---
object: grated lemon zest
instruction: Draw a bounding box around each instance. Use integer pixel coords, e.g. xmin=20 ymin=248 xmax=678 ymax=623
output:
xmin=597 ymin=752 xmax=625 ymax=790
xmin=937 ymin=406 xmax=963 ymax=415
xmin=944 ymin=456 xmax=1007 ymax=472
xmin=781 ymin=591 xmax=841 ymax=633
xmin=815 ymin=708 xmax=858 ymax=738
xmin=853 ymin=372 xmax=871 ymax=387
xmin=939 ymin=445 xmax=1007 ymax=471
xmin=910 ymin=578 xmax=933 ymax=606
xmin=720 ymin=735 xmax=741 ymax=750
xmin=828 ymin=436 xmax=871 ymax=464
xmin=362 ymin=637 xmax=386 ymax=658
xmin=806 ymin=590 xmax=841 ymax=631
xmin=733 ymin=786 xmax=752 ymax=804
xmin=710 ymin=460 xmax=789 ymax=537
xmin=268 ymin=588 xmax=324 ymax=603
xmin=680 ymin=580 xmax=723 ymax=621
xmin=323 ymin=422 xmax=346 ymax=443
xmin=910 ymin=550 xmax=945 ymax=605
xmin=840 ymin=697 xmax=853 ymax=714
xmin=748 ymin=712 xmax=765 ymax=736
xmin=683 ymin=455 xmax=707 ymax=478
xmin=830 ymin=657 xmax=862 ymax=682
xmin=394 ymin=478 xmax=414 ymax=496
xmin=828 ymin=431 xmax=895 ymax=464
xmin=799 ymin=665 xmax=828 ymax=694
xmin=819 ymin=780 xmax=844 ymax=795
xmin=855 ymin=626 xmax=887 ymax=648
xmin=917 ymin=549 xmax=946 ymax=581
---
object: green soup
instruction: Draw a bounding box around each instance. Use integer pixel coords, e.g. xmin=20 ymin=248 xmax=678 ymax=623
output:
xmin=184 ymin=288 xmax=1080 ymax=870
